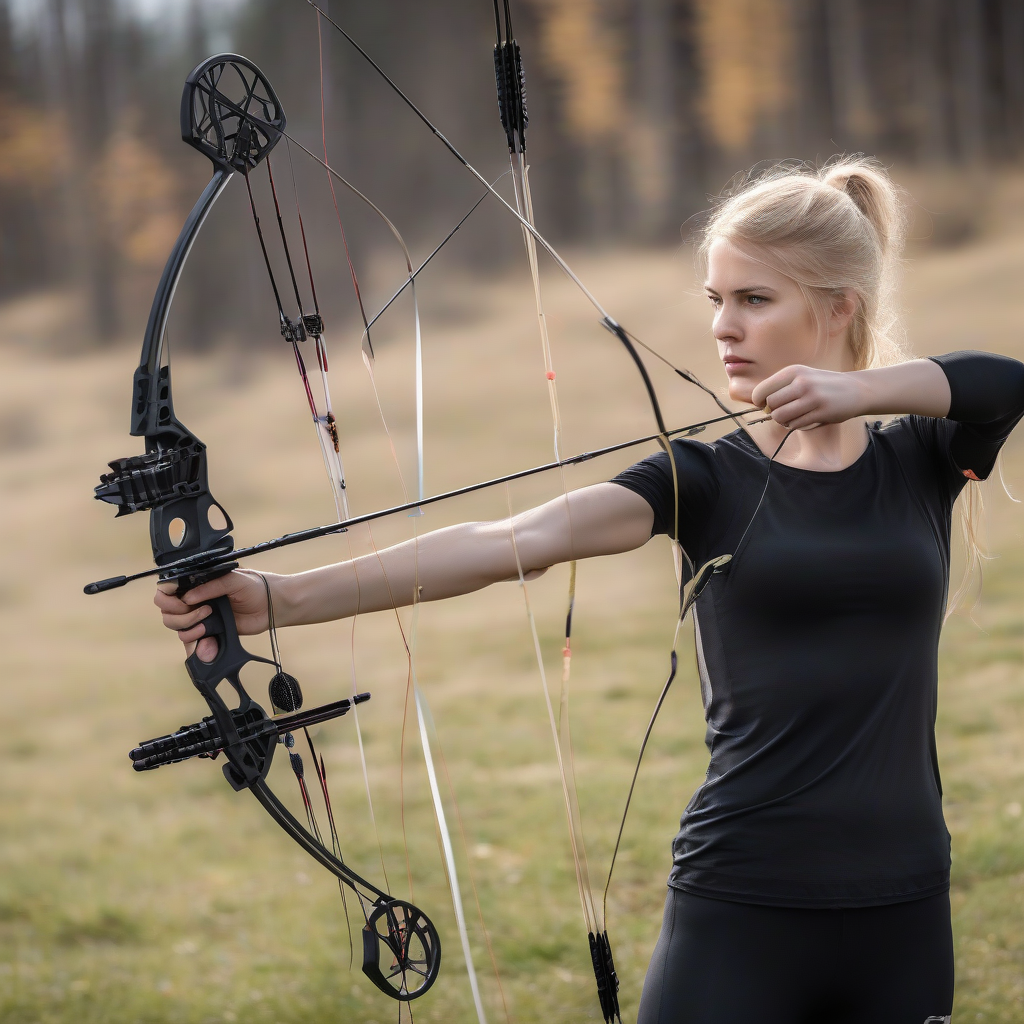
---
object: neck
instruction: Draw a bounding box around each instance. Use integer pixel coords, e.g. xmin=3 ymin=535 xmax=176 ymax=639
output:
xmin=747 ymin=417 xmax=869 ymax=472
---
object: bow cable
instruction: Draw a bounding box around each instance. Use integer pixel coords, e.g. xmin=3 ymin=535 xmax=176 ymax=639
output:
xmin=244 ymin=147 xmax=408 ymax=983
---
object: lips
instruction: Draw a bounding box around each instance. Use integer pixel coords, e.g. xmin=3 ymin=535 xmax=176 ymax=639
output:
xmin=722 ymin=357 xmax=751 ymax=376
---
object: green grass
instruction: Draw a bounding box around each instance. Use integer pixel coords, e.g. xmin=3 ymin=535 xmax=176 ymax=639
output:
xmin=2 ymin=236 xmax=1024 ymax=1022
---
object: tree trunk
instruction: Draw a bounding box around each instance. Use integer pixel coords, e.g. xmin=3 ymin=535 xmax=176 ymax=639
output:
xmin=630 ymin=0 xmax=675 ymax=239
xmin=1001 ymin=0 xmax=1024 ymax=153
xmin=951 ymin=0 xmax=986 ymax=163
xmin=911 ymin=0 xmax=947 ymax=163
xmin=824 ymin=0 xmax=875 ymax=146
xmin=79 ymin=0 xmax=119 ymax=340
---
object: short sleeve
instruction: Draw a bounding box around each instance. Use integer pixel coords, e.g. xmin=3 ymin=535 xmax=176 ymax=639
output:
xmin=884 ymin=415 xmax=968 ymax=511
xmin=610 ymin=439 xmax=721 ymax=558
xmin=928 ymin=351 xmax=1024 ymax=480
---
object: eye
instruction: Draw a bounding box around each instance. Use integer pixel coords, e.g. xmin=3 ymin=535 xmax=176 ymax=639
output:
xmin=706 ymin=293 xmax=722 ymax=307
xmin=746 ymin=294 xmax=767 ymax=305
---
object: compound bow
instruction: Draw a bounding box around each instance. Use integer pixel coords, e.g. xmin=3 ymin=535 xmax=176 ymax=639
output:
xmin=89 ymin=53 xmax=440 ymax=1004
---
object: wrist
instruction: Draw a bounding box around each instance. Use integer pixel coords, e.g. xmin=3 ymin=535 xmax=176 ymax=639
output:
xmin=846 ymin=369 xmax=880 ymax=418
xmin=267 ymin=572 xmax=302 ymax=628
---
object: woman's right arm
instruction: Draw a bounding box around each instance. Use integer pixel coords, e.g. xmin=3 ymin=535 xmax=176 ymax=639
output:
xmin=156 ymin=481 xmax=655 ymax=654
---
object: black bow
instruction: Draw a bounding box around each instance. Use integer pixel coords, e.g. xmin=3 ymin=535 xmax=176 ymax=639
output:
xmin=89 ymin=53 xmax=441 ymax=1004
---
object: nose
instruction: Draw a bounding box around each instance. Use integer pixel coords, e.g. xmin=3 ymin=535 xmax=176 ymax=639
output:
xmin=713 ymin=301 xmax=743 ymax=344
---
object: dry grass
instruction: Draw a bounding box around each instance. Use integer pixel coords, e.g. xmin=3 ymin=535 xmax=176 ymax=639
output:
xmin=0 ymin=221 xmax=1022 ymax=1023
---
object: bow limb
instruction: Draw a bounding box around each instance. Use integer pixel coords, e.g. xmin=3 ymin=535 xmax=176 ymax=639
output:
xmin=134 ymin=169 xmax=230 ymax=439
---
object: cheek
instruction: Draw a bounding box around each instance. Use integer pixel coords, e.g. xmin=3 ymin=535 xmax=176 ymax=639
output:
xmin=759 ymin=302 xmax=818 ymax=358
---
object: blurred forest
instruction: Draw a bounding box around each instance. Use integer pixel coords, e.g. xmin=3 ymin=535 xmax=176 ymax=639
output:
xmin=2 ymin=0 xmax=1024 ymax=350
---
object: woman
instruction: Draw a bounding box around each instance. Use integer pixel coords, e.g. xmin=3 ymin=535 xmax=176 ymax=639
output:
xmin=157 ymin=157 xmax=1024 ymax=1023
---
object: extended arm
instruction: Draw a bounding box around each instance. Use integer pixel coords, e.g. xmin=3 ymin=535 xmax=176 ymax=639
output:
xmin=157 ymin=481 xmax=655 ymax=654
xmin=276 ymin=481 xmax=654 ymax=625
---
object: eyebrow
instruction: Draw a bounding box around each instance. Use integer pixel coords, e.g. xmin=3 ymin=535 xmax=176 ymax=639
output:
xmin=703 ymin=284 xmax=777 ymax=295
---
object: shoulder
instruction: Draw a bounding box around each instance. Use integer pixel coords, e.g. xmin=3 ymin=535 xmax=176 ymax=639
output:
xmin=874 ymin=413 xmax=956 ymax=453
xmin=871 ymin=414 xmax=966 ymax=496
xmin=614 ymin=429 xmax=761 ymax=488
xmin=610 ymin=430 xmax=764 ymax=541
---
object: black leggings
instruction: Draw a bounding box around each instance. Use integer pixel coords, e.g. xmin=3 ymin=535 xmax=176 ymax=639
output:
xmin=636 ymin=888 xmax=954 ymax=1024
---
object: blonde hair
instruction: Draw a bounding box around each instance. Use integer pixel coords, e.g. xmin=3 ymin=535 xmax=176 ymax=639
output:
xmin=697 ymin=156 xmax=991 ymax=615
xmin=696 ymin=156 xmax=908 ymax=369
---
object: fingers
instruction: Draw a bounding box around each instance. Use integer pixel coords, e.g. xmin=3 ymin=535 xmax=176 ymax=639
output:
xmin=154 ymin=582 xmax=213 ymax=647
xmin=764 ymin=391 xmax=821 ymax=429
xmin=154 ymin=570 xmax=269 ymax=661
xmin=751 ymin=366 xmax=801 ymax=410
xmin=173 ymin=633 xmax=215 ymax=663
xmin=194 ymin=637 xmax=218 ymax=662
xmin=174 ymin=619 xmax=211 ymax=643
xmin=172 ymin=575 xmax=236 ymax=606
xmin=155 ymin=590 xmax=212 ymax=627
xmin=752 ymin=365 xmax=855 ymax=429
xmin=153 ymin=576 xmax=226 ymax=613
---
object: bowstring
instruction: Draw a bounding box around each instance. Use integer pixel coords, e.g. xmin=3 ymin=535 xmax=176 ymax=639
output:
xmin=493 ymin=0 xmax=605 ymax=953
xmin=244 ymin=134 xmax=394 ymax=951
xmin=311 ymin=22 xmax=499 ymax=1021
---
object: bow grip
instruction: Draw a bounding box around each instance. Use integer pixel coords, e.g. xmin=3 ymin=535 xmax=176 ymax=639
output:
xmin=172 ymin=561 xmax=240 ymax=669
xmin=184 ymin=590 xmax=264 ymax=696
xmin=192 ymin=590 xmax=230 ymax=645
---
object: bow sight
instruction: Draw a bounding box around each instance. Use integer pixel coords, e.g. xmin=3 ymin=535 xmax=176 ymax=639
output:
xmin=88 ymin=53 xmax=440 ymax=1004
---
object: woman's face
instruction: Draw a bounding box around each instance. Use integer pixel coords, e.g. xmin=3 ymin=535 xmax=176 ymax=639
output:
xmin=704 ymin=237 xmax=853 ymax=405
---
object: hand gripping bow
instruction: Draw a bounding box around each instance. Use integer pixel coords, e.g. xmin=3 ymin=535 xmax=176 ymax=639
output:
xmin=88 ymin=54 xmax=440 ymax=1003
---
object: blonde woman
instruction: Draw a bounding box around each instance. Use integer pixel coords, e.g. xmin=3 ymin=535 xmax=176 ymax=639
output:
xmin=158 ymin=158 xmax=1024 ymax=1023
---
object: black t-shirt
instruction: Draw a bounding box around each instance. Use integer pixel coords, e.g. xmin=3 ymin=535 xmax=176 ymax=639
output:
xmin=612 ymin=351 xmax=1024 ymax=908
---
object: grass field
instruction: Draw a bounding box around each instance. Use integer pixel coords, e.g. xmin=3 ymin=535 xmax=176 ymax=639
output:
xmin=1 ymin=210 xmax=1023 ymax=1023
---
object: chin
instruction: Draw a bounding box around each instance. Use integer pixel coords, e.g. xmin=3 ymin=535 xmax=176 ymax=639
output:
xmin=727 ymin=380 xmax=754 ymax=405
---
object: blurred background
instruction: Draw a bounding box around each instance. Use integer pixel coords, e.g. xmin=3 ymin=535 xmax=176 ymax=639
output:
xmin=2 ymin=1 xmax=1024 ymax=1022
xmin=4 ymin=0 xmax=1024 ymax=348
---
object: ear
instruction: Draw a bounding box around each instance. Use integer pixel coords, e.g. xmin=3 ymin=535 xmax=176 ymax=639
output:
xmin=827 ymin=289 xmax=858 ymax=337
